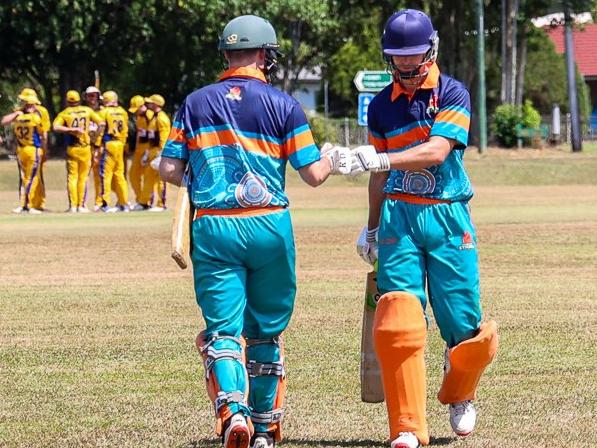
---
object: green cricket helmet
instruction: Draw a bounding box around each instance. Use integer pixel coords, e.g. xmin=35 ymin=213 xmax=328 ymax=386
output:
xmin=218 ymin=15 xmax=280 ymax=51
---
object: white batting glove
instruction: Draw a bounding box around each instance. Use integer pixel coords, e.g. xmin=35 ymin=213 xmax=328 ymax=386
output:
xmin=321 ymin=142 xmax=351 ymax=175
xmin=150 ymin=154 xmax=162 ymax=171
xmin=356 ymin=225 xmax=378 ymax=265
xmin=350 ymin=145 xmax=390 ymax=176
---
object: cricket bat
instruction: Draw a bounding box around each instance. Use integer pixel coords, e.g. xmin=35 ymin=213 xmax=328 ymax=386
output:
xmin=360 ymin=269 xmax=385 ymax=403
xmin=171 ymin=180 xmax=191 ymax=270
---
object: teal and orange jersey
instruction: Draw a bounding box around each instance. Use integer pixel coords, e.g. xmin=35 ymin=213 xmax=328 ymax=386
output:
xmin=368 ymin=63 xmax=473 ymax=202
xmin=12 ymin=112 xmax=43 ymax=148
xmin=163 ymin=66 xmax=320 ymax=210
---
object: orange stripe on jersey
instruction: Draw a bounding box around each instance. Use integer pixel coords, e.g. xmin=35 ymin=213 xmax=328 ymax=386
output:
xmin=285 ymin=129 xmax=316 ymax=157
xmin=435 ymin=110 xmax=470 ymax=129
xmin=188 ymin=129 xmax=282 ymax=158
xmin=386 ymin=126 xmax=430 ymax=150
xmin=168 ymin=126 xmax=186 ymax=143
xmin=368 ymin=132 xmax=387 ymax=152
xmin=194 ymin=206 xmax=284 ymax=219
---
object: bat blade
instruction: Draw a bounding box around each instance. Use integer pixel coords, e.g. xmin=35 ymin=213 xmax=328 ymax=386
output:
xmin=360 ymin=270 xmax=384 ymax=403
xmin=171 ymin=183 xmax=190 ymax=270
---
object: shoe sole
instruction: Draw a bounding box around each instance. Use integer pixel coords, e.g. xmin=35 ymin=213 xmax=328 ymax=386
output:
xmin=392 ymin=443 xmax=420 ymax=448
xmin=455 ymin=430 xmax=472 ymax=437
xmin=225 ymin=425 xmax=250 ymax=448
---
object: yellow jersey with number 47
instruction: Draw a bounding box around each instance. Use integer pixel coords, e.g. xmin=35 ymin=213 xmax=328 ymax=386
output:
xmin=53 ymin=105 xmax=104 ymax=147
xmin=99 ymin=106 xmax=129 ymax=144
xmin=13 ymin=113 xmax=44 ymax=148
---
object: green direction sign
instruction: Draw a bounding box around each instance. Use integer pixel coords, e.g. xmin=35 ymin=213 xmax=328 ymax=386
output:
xmin=353 ymin=70 xmax=392 ymax=92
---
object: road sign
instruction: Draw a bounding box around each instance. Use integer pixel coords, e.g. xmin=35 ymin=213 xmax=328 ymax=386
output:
xmin=358 ymin=93 xmax=375 ymax=127
xmin=353 ymin=71 xmax=392 ymax=92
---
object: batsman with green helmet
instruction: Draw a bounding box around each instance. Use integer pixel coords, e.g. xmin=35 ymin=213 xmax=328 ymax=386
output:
xmin=159 ymin=14 xmax=350 ymax=448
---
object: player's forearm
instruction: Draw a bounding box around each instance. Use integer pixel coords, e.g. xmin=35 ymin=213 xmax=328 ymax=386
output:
xmin=159 ymin=156 xmax=185 ymax=186
xmin=367 ymin=171 xmax=388 ymax=229
xmin=298 ymin=158 xmax=331 ymax=187
xmin=1 ymin=111 xmax=21 ymax=126
xmin=387 ymin=137 xmax=452 ymax=171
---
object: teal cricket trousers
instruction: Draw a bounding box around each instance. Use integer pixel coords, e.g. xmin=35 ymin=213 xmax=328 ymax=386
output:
xmin=191 ymin=208 xmax=295 ymax=432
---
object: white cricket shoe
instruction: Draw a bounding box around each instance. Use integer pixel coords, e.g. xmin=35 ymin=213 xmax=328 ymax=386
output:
xmin=12 ymin=206 xmax=24 ymax=214
xmin=449 ymin=400 xmax=476 ymax=437
xmin=77 ymin=207 xmax=90 ymax=213
xmin=93 ymin=205 xmax=101 ymax=212
xmin=66 ymin=207 xmax=78 ymax=213
xmin=223 ymin=413 xmax=250 ymax=448
xmin=28 ymin=208 xmax=42 ymax=214
xmin=251 ymin=432 xmax=275 ymax=448
xmin=148 ymin=206 xmax=166 ymax=212
xmin=132 ymin=203 xmax=148 ymax=211
xmin=99 ymin=205 xmax=118 ymax=213
xmin=117 ymin=204 xmax=131 ymax=213
xmin=391 ymin=432 xmax=420 ymax=448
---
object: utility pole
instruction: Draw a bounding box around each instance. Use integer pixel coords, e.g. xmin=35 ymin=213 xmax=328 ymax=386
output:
xmin=476 ymin=0 xmax=487 ymax=153
xmin=564 ymin=4 xmax=582 ymax=152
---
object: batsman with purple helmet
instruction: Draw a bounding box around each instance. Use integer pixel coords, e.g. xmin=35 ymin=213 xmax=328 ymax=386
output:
xmin=351 ymin=9 xmax=498 ymax=448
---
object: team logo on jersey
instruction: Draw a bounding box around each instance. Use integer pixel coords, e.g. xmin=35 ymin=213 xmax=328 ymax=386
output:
xmin=226 ymin=86 xmax=242 ymax=101
xmin=235 ymin=172 xmax=273 ymax=208
xmin=226 ymin=34 xmax=238 ymax=44
xmin=427 ymin=92 xmax=440 ymax=116
xmin=459 ymin=231 xmax=475 ymax=250
xmin=402 ymin=169 xmax=436 ymax=194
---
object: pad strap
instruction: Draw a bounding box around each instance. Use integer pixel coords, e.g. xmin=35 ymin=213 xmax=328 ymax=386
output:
xmin=215 ymin=391 xmax=245 ymax=414
xmin=200 ymin=334 xmax=243 ymax=380
xmin=251 ymin=408 xmax=285 ymax=424
xmin=245 ymin=336 xmax=281 ymax=346
xmin=246 ymin=360 xmax=285 ymax=377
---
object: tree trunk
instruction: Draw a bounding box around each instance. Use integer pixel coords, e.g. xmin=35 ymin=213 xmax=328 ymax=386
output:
xmin=515 ymin=24 xmax=527 ymax=106
xmin=501 ymin=0 xmax=519 ymax=104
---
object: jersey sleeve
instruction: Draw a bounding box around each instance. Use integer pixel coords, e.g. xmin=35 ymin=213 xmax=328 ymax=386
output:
xmin=157 ymin=112 xmax=171 ymax=149
xmin=282 ymin=103 xmax=320 ymax=170
xmin=39 ymin=107 xmax=51 ymax=132
xmin=163 ymin=101 xmax=189 ymax=161
xmin=91 ymin=110 xmax=105 ymax=125
xmin=121 ymin=108 xmax=129 ymax=143
xmin=367 ymin=100 xmax=388 ymax=153
xmin=429 ymin=83 xmax=471 ymax=149
xmin=52 ymin=112 xmax=65 ymax=129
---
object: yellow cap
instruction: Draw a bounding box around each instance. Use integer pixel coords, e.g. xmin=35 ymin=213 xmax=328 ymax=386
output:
xmin=102 ymin=90 xmax=118 ymax=104
xmin=128 ymin=95 xmax=145 ymax=113
xmin=18 ymin=88 xmax=41 ymax=105
xmin=144 ymin=94 xmax=165 ymax=107
xmin=66 ymin=90 xmax=81 ymax=103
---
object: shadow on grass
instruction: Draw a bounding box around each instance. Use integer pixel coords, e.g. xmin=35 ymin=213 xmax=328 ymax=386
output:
xmin=182 ymin=436 xmax=454 ymax=447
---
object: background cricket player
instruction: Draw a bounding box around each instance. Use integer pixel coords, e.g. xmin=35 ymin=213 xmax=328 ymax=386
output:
xmin=16 ymin=88 xmax=51 ymax=211
xmin=159 ymin=15 xmax=349 ymax=448
xmin=98 ymin=91 xmax=129 ymax=211
xmin=1 ymin=92 xmax=47 ymax=214
xmin=84 ymin=86 xmax=105 ymax=211
xmin=350 ymin=10 xmax=498 ymax=448
xmin=53 ymin=90 xmax=104 ymax=212
xmin=139 ymin=94 xmax=170 ymax=211
xmin=129 ymin=95 xmax=151 ymax=210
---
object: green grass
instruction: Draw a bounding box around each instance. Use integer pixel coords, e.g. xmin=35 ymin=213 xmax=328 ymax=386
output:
xmin=1 ymin=152 xmax=596 ymax=447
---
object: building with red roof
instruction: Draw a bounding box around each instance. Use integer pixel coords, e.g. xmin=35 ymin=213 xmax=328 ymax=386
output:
xmin=545 ymin=23 xmax=597 ymax=127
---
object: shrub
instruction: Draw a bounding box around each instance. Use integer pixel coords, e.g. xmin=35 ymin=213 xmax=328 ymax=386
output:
xmin=522 ymin=99 xmax=541 ymax=129
xmin=308 ymin=115 xmax=337 ymax=144
xmin=491 ymin=104 xmax=522 ymax=147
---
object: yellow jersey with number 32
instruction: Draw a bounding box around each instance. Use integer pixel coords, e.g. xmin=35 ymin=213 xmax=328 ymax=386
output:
xmin=13 ymin=113 xmax=44 ymax=148
xmin=53 ymin=106 xmax=104 ymax=147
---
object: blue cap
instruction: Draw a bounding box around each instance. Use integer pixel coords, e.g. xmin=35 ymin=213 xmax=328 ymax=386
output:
xmin=382 ymin=9 xmax=436 ymax=56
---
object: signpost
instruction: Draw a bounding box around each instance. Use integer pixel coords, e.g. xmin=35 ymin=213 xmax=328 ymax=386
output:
xmin=354 ymin=71 xmax=391 ymax=127
xmin=353 ymin=71 xmax=392 ymax=92
xmin=358 ymin=93 xmax=375 ymax=127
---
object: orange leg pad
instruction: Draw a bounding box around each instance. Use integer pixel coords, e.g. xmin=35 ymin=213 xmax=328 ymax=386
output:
xmin=373 ymin=292 xmax=429 ymax=446
xmin=438 ymin=320 xmax=499 ymax=404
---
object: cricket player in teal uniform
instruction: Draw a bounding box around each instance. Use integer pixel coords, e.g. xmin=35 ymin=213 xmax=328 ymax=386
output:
xmin=351 ymin=9 xmax=499 ymax=448
xmin=159 ymin=15 xmax=349 ymax=448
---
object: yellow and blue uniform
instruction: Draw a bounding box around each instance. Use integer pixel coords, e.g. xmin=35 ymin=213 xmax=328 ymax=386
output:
xmin=53 ymin=106 xmax=104 ymax=209
xmin=129 ymin=110 xmax=153 ymax=203
xmin=162 ymin=67 xmax=320 ymax=436
xmin=13 ymin=113 xmax=44 ymax=210
xmin=31 ymin=105 xmax=50 ymax=210
xmin=368 ymin=63 xmax=480 ymax=347
xmin=98 ymin=106 xmax=129 ymax=207
xmin=139 ymin=110 xmax=170 ymax=207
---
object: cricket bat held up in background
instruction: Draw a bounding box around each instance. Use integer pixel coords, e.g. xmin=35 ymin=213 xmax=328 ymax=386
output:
xmin=171 ymin=182 xmax=191 ymax=269
xmin=360 ymin=269 xmax=384 ymax=403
